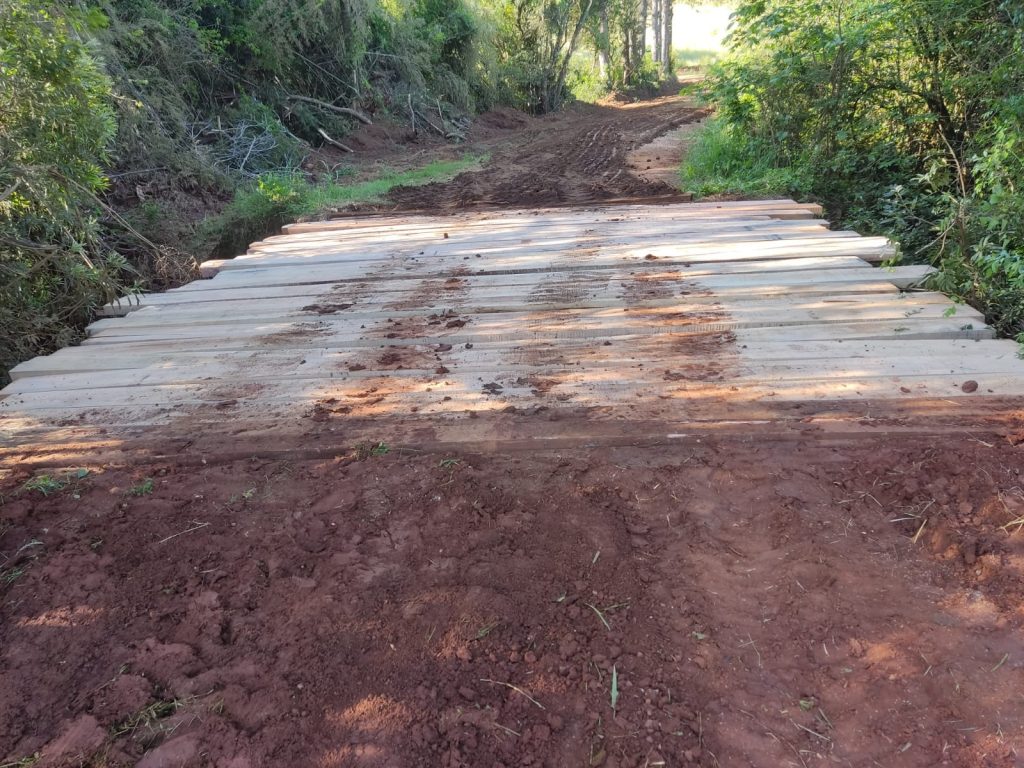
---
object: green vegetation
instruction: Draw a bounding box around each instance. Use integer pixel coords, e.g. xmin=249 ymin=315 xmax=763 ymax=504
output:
xmin=129 ymin=478 xmax=155 ymax=496
xmin=0 ymin=539 xmax=44 ymax=592
xmin=208 ymin=155 xmax=485 ymax=256
xmin=682 ymin=117 xmax=808 ymax=197
xmin=111 ymin=697 xmax=192 ymax=740
xmin=1 ymin=0 xmax=691 ymax=382
xmin=22 ymin=475 xmax=66 ymax=496
xmin=1 ymin=1 xmax=120 ymax=381
xmin=686 ymin=0 xmax=1024 ymax=340
xmin=672 ymin=47 xmax=723 ymax=68
xmin=356 ymin=441 xmax=391 ymax=460
xmin=21 ymin=468 xmax=90 ymax=497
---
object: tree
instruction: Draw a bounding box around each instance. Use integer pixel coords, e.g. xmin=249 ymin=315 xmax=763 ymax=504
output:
xmin=699 ymin=0 xmax=1024 ymax=338
xmin=0 ymin=0 xmax=119 ymax=380
xmin=503 ymin=0 xmax=597 ymax=110
xmin=652 ymin=0 xmax=662 ymax=68
xmin=660 ymin=0 xmax=671 ymax=71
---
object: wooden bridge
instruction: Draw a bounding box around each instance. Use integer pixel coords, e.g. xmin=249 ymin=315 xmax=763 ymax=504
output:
xmin=3 ymin=199 xmax=1023 ymax=463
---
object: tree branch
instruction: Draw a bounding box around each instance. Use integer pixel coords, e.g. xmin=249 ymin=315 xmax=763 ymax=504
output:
xmin=317 ymin=127 xmax=354 ymax=153
xmin=287 ymin=95 xmax=372 ymax=125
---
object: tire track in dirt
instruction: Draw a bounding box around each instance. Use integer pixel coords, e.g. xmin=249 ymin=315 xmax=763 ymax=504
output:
xmin=648 ymin=443 xmax=1024 ymax=767
xmin=388 ymin=96 xmax=708 ymax=211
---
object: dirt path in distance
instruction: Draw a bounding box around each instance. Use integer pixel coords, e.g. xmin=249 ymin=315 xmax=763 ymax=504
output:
xmin=383 ymin=95 xmax=707 ymax=211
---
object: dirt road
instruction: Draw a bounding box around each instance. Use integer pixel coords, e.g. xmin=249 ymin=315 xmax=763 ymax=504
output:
xmin=2 ymin=96 xmax=1024 ymax=768
xmin=389 ymin=96 xmax=705 ymax=210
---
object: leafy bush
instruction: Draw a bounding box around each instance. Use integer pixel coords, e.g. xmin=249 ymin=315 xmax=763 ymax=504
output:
xmin=566 ymin=52 xmax=609 ymax=102
xmin=690 ymin=0 xmax=1024 ymax=339
xmin=0 ymin=0 xmax=120 ymax=381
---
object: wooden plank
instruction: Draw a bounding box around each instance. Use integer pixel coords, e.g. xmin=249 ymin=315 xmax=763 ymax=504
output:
xmin=278 ymin=200 xmax=825 ymax=235
xmin=205 ymin=228 xmax=862 ymax=277
xmin=73 ymin=313 xmax=994 ymax=357
xmin=274 ymin=210 xmax=810 ymax=242
xmin=8 ymin=331 xmax=1005 ymax=384
xmin=7 ymin=337 xmax=1022 ymax=395
xmin=90 ymin=280 xmax=909 ymax=330
xmin=248 ymin=217 xmax=835 ymax=256
xmin=191 ymin=239 xmax=893 ymax=290
xmin=83 ymin=294 xmax=980 ymax=344
xmin=86 ymin=289 xmax=964 ymax=337
xmin=204 ymin=230 xmax=881 ymax=276
xmin=163 ymin=255 xmax=875 ymax=296
xmin=5 ymin=365 xmax=1024 ymax=418
xmin=97 ymin=265 xmax=936 ymax=317
xmin=6 ymin=316 xmax=996 ymax=382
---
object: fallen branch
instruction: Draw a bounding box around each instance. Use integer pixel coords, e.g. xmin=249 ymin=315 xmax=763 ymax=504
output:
xmin=316 ymin=127 xmax=354 ymax=153
xmin=287 ymin=95 xmax=372 ymax=125
xmin=0 ymin=180 xmax=19 ymax=203
xmin=413 ymin=108 xmax=446 ymax=136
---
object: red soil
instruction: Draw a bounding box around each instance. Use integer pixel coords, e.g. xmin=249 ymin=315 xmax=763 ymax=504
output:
xmin=2 ymin=436 xmax=1023 ymax=767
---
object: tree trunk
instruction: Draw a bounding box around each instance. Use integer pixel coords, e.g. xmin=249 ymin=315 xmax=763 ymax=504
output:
xmin=638 ymin=0 xmax=647 ymax=60
xmin=662 ymin=0 xmax=673 ymax=72
xmin=635 ymin=0 xmax=648 ymax=67
xmin=598 ymin=4 xmax=610 ymax=80
xmin=548 ymin=0 xmax=596 ymax=111
xmin=622 ymin=25 xmax=633 ymax=84
xmin=653 ymin=0 xmax=663 ymax=70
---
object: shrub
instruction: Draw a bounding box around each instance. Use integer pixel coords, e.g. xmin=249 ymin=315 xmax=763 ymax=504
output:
xmin=0 ymin=0 xmax=119 ymax=382
xmin=690 ymin=0 xmax=1024 ymax=339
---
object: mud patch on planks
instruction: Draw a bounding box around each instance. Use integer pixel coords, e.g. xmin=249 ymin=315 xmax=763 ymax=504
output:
xmin=260 ymin=321 xmax=331 ymax=346
xmin=298 ymin=275 xmax=375 ymax=316
xmin=619 ymin=271 xmax=738 ymax=386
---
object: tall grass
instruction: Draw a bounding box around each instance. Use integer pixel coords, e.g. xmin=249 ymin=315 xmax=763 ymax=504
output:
xmin=681 ymin=118 xmax=809 ymax=199
xmin=207 ymin=155 xmax=486 ymax=257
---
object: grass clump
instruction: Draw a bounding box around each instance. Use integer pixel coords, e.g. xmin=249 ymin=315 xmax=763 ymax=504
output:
xmin=22 ymin=468 xmax=90 ymax=497
xmin=681 ymin=118 xmax=809 ymax=199
xmin=22 ymin=475 xmax=66 ymax=496
xmin=355 ymin=441 xmax=391 ymax=460
xmin=0 ymin=753 xmax=40 ymax=768
xmin=207 ymin=155 xmax=485 ymax=257
xmin=111 ymin=697 xmax=191 ymax=743
xmin=129 ymin=478 xmax=154 ymax=496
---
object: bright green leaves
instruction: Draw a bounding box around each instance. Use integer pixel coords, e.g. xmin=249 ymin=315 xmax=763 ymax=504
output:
xmin=698 ymin=0 xmax=1024 ymax=340
xmin=1 ymin=0 xmax=120 ymax=382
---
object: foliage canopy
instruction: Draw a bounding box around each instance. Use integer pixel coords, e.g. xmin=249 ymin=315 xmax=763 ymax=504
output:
xmin=690 ymin=0 xmax=1024 ymax=338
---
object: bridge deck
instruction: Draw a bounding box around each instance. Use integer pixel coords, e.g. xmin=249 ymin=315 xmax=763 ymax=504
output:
xmin=3 ymin=200 xmax=1023 ymax=464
